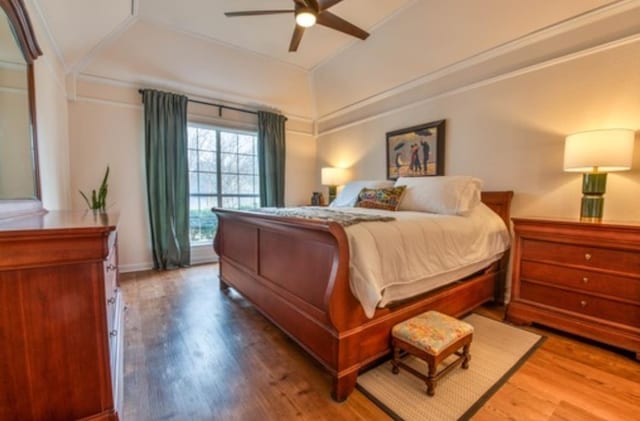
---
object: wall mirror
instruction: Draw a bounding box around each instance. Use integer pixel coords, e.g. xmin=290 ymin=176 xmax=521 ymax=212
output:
xmin=0 ymin=0 xmax=42 ymax=217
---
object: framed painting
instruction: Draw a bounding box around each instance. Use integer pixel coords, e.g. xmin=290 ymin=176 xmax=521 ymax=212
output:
xmin=386 ymin=119 xmax=445 ymax=180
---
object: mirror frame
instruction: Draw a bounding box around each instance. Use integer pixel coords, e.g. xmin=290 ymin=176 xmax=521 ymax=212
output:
xmin=0 ymin=0 xmax=43 ymax=217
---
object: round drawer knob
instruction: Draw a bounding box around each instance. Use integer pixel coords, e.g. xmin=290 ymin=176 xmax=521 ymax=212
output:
xmin=582 ymin=277 xmax=589 ymax=284
xmin=107 ymin=297 xmax=116 ymax=305
xmin=580 ymin=300 xmax=587 ymax=308
xmin=584 ymin=253 xmax=592 ymax=261
xmin=110 ymin=330 xmax=118 ymax=337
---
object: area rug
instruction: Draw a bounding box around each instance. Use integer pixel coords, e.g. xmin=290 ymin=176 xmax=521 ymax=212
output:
xmin=356 ymin=314 xmax=544 ymax=421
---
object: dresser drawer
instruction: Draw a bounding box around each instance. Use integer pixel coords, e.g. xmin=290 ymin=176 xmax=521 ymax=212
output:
xmin=521 ymin=261 xmax=640 ymax=302
xmin=104 ymin=242 xmax=118 ymax=332
xmin=108 ymin=291 xmax=122 ymax=358
xmin=106 ymin=289 xmax=118 ymax=334
xmin=521 ymin=238 xmax=640 ymax=274
xmin=520 ymin=281 xmax=640 ymax=327
xmin=109 ymin=290 xmax=125 ymax=417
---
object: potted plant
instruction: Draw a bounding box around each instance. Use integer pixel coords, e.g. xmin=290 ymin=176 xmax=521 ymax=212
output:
xmin=79 ymin=166 xmax=109 ymax=212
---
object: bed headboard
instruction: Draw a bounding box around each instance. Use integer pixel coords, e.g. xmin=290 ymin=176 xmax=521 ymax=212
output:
xmin=481 ymin=191 xmax=514 ymax=227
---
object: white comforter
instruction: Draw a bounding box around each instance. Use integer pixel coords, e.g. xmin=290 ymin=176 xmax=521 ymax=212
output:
xmin=341 ymin=203 xmax=511 ymax=318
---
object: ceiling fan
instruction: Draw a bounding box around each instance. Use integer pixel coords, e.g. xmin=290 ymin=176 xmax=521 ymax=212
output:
xmin=224 ymin=0 xmax=370 ymax=52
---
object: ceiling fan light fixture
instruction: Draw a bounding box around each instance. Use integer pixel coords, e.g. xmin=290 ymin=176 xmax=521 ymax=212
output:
xmin=295 ymin=8 xmax=316 ymax=27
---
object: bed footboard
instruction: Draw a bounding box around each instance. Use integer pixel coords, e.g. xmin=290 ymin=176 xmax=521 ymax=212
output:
xmin=212 ymin=191 xmax=513 ymax=401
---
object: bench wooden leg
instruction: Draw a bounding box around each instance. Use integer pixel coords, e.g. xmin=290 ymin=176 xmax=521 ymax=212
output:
xmin=391 ymin=316 xmax=473 ymax=398
xmin=426 ymin=361 xmax=436 ymax=396
xmin=391 ymin=342 xmax=401 ymax=375
xmin=462 ymin=343 xmax=471 ymax=369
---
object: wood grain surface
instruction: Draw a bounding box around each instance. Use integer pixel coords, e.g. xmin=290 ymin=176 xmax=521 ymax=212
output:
xmin=0 ymin=211 xmax=121 ymax=421
xmin=121 ymin=265 xmax=640 ymax=421
xmin=508 ymin=217 xmax=640 ymax=359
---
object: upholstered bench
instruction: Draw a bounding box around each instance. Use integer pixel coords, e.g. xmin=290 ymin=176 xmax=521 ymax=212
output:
xmin=391 ymin=311 xmax=473 ymax=396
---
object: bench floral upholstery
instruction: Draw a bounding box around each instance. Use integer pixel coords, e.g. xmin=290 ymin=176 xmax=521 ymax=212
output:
xmin=392 ymin=311 xmax=474 ymax=355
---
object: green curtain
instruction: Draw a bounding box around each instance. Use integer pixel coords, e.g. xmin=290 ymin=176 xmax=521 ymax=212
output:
xmin=258 ymin=111 xmax=287 ymax=207
xmin=142 ymin=89 xmax=190 ymax=269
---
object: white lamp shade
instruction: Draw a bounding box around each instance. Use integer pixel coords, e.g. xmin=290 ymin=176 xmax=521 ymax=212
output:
xmin=564 ymin=129 xmax=635 ymax=172
xmin=321 ymin=167 xmax=347 ymax=186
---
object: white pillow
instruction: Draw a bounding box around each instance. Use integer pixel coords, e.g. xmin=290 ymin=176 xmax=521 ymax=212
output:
xmin=395 ymin=176 xmax=483 ymax=215
xmin=330 ymin=180 xmax=395 ymax=207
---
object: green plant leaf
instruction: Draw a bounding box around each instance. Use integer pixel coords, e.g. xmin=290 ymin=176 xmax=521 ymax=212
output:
xmin=79 ymin=190 xmax=91 ymax=208
xmin=98 ymin=166 xmax=109 ymax=210
xmin=91 ymin=190 xmax=98 ymax=209
xmin=79 ymin=166 xmax=110 ymax=211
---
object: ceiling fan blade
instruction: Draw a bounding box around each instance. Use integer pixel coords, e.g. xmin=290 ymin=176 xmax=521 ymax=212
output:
xmin=225 ymin=10 xmax=294 ymax=17
xmin=318 ymin=0 xmax=343 ymax=10
xmin=293 ymin=0 xmax=317 ymax=10
xmin=289 ymin=25 xmax=305 ymax=52
xmin=316 ymin=11 xmax=369 ymax=40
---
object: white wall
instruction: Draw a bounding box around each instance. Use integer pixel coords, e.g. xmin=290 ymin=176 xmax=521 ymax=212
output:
xmin=26 ymin=0 xmax=71 ymax=210
xmin=66 ymin=15 xmax=317 ymax=272
xmin=28 ymin=0 xmax=640 ymax=276
xmin=316 ymin=37 xmax=640 ymax=222
xmin=69 ymin=79 xmax=316 ymax=271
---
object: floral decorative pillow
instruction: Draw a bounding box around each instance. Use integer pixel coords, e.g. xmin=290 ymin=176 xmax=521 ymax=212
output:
xmin=355 ymin=186 xmax=406 ymax=211
xmin=330 ymin=180 xmax=395 ymax=208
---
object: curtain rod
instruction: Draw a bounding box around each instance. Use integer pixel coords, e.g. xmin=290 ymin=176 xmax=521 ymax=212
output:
xmin=138 ymin=89 xmax=258 ymax=116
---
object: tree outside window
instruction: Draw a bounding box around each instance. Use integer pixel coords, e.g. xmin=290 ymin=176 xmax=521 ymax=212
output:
xmin=188 ymin=124 xmax=259 ymax=244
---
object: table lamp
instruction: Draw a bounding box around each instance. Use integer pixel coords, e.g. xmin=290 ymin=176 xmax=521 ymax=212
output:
xmin=563 ymin=129 xmax=635 ymax=221
xmin=321 ymin=167 xmax=347 ymax=203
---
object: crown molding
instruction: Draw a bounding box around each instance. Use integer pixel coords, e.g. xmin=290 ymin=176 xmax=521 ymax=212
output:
xmin=0 ymin=60 xmax=27 ymax=70
xmin=74 ymin=95 xmax=141 ymax=110
xmin=317 ymin=32 xmax=640 ymax=137
xmin=316 ymin=0 xmax=639 ymax=124
xmin=68 ymin=11 xmax=139 ymax=75
xmin=0 ymin=85 xmax=27 ymax=94
xmin=75 ymin=73 xmax=315 ymax=124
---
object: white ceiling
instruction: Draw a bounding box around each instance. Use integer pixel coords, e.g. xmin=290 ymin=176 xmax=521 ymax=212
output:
xmin=34 ymin=0 xmax=412 ymax=72
xmin=37 ymin=0 xmax=132 ymax=69
xmin=139 ymin=0 xmax=412 ymax=70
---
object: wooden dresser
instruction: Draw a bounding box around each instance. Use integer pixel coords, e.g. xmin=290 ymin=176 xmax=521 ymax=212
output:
xmin=0 ymin=211 xmax=124 ymax=420
xmin=507 ymin=217 xmax=640 ymax=359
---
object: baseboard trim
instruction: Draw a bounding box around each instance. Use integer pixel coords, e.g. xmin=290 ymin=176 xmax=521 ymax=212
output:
xmin=191 ymin=255 xmax=219 ymax=266
xmin=119 ymin=248 xmax=218 ymax=273
xmin=119 ymin=262 xmax=153 ymax=273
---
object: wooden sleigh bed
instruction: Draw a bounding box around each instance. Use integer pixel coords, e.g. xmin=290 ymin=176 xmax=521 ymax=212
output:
xmin=212 ymin=191 xmax=513 ymax=401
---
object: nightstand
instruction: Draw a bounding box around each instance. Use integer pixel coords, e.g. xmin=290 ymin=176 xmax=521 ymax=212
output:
xmin=507 ymin=217 xmax=640 ymax=360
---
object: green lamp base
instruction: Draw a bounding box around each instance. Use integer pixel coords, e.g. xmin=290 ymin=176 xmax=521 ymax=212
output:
xmin=328 ymin=185 xmax=337 ymax=203
xmin=580 ymin=173 xmax=607 ymax=222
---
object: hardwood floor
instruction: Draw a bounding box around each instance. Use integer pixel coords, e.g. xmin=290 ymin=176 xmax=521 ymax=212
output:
xmin=121 ymin=264 xmax=640 ymax=420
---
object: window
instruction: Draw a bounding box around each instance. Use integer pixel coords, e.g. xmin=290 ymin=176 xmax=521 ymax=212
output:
xmin=188 ymin=124 xmax=260 ymax=243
